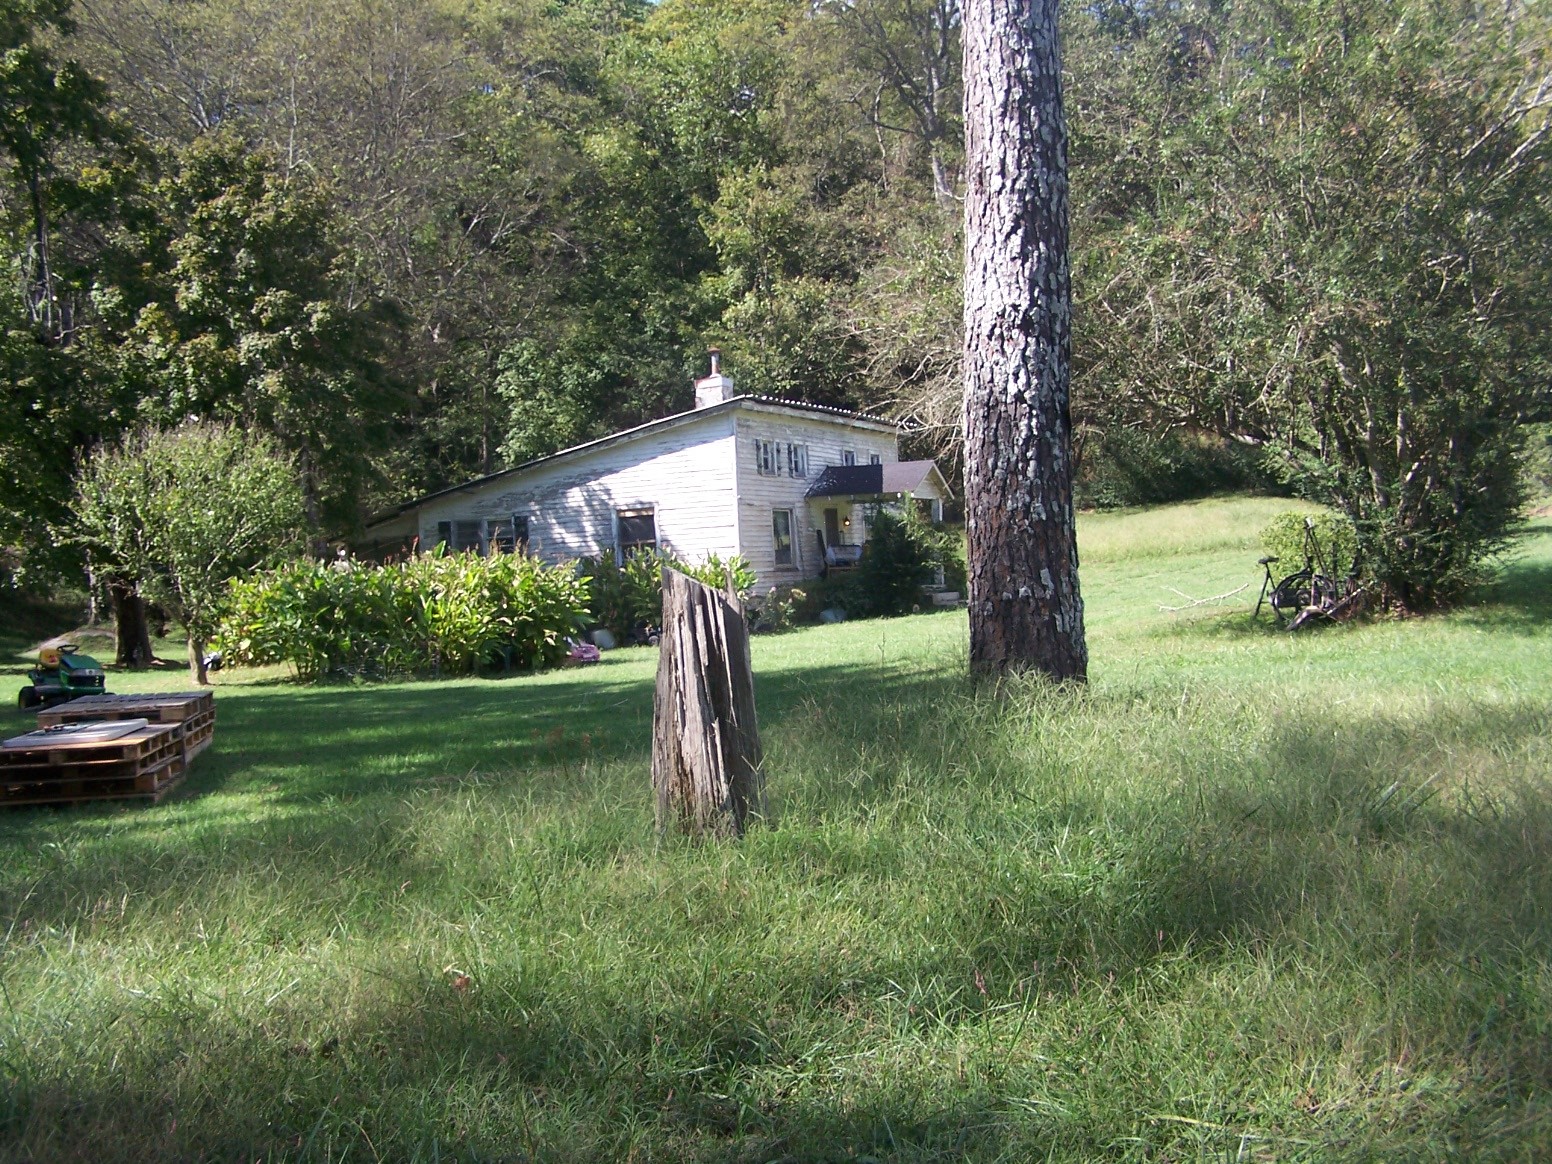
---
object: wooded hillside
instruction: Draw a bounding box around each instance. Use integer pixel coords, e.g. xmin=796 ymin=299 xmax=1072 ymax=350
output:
xmin=2 ymin=0 xmax=1548 ymax=580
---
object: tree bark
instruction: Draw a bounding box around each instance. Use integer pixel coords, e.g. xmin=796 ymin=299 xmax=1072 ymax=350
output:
xmin=188 ymin=636 xmax=209 ymax=686
xmin=960 ymin=0 xmax=1086 ymax=680
xmin=651 ymin=568 xmax=764 ymax=839
xmin=109 ymin=576 xmax=155 ymax=668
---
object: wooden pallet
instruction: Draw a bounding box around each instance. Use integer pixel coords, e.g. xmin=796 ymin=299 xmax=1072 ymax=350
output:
xmin=0 ymin=722 xmax=190 ymax=806
xmin=0 ymin=753 xmax=188 ymax=806
xmin=38 ymin=691 xmax=216 ymax=768
xmin=38 ymin=691 xmax=214 ymax=727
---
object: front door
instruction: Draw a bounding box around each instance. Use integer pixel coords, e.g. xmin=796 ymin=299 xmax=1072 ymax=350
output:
xmin=824 ymin=507 xmax=841 ymax=548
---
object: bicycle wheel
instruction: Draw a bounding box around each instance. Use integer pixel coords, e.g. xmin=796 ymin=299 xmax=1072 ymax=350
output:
xmin=1270 ymin=570 xmax=1313 ymax=619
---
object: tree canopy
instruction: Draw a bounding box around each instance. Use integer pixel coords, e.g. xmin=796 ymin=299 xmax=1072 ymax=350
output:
xmin=0 ymin=0 xmax=1545 ymax=606
xmin=72 ymin=421 xmax=305 ymax=681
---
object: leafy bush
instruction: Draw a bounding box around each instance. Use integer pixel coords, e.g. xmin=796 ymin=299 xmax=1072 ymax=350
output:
xmin=1260 ymin=511 xmax=1359 ymax=580
xmin=217 ymin=551 xmax=591 ymax=681
xmin=580 ymin=549 xmax=756 ymax=638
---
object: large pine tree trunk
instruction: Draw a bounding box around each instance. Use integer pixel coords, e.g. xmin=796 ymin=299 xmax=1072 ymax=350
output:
xmin=961 ymin=0 xmax=1087 ymax=680
xmin=651 ymin=568 xmax=764 ymax=838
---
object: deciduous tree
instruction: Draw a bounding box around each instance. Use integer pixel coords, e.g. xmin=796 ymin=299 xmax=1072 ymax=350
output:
xmin=72 ymin=421 xmax=305 ymax=683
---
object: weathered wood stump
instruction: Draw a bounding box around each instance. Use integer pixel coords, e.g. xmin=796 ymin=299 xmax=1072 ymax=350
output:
xmin=651 ymin=567 xmax=764 ymax=838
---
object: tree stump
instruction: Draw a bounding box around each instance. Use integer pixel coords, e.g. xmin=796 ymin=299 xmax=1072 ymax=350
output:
xmin=651 ymin=567 xmax=764 ymax=838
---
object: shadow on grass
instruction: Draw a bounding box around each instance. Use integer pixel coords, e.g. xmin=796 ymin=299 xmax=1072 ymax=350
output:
xmin=2 ymin=654 xmax=1551 ymax=1158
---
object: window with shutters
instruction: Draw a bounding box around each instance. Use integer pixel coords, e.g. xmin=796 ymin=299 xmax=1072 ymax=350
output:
xmin=452 ymin=520 xmax=484 ymax=554
xmin=786 ymin=443 xmax=808 ymax=478
xmin=755 ymin=438 xmax=778 ymax=476
xmin=617 ymin=508 xmax=657 ymax=558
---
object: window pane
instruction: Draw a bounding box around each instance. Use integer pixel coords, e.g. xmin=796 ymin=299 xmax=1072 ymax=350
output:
xmin=436 ymin=521 xmax=452 ymax=549
xmin=772 ymin=509 xmax=793 ymax=566
xmin=487 ymin=518 xmax=516 ymax=554
xmin=453 ymin=520 xmax=483 ymax=553
xmin=842 ymin=450 xmax=856 ymax=466
xmin=618 ymin=510 xmax=657 ymax=556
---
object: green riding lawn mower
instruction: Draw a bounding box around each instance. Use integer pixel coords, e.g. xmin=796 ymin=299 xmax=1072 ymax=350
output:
xmin=16 ymin=645 xmax=107 ymax=710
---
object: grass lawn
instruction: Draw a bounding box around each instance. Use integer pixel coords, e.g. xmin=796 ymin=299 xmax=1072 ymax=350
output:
xmin=1 ymin=495 xmax=1550 ymax=1162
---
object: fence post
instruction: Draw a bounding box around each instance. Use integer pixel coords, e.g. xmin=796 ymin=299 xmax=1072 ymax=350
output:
xmin=651 ymin=567 xmax=764 ymax=838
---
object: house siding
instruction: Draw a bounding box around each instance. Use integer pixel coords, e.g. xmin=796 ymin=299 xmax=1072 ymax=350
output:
xmin=733 ymin=412 xmax=898 ymax=585
xmin=361 ymin=398 xmax=905 ymax=589
xmin=414 ymin=412 xmax=741 ymax=564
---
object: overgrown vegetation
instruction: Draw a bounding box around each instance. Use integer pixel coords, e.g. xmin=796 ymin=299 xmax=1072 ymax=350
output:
xmin=1 ymin=497 xmax=1549 ymax=1161
xmin=217 ymin=551 xmax=590 ymax=681
xmin=580 ymin=549 xmax=756 ymax=640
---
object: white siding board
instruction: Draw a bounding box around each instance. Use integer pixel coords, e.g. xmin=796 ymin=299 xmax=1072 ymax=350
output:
xmin=733 ymin=413 xmax=898 ymax=583
xmin=415 ymin=412 xmax=741 ymax=565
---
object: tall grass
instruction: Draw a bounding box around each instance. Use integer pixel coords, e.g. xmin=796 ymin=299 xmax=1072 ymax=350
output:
xmin=0 ymin=497 xmax=1549 ymax=1162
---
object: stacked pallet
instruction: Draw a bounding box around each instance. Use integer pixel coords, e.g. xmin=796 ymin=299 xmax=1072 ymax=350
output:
xmin=38 ymin=691 xmax=215 ymax=766
xmin=1 ymin=719 xmax=187 ymax=806
xmin=1 ymin=692 xmax=217 ymax=807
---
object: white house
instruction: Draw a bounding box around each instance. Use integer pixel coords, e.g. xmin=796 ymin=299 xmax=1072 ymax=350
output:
xmin=360 ymin=353 xmax=953 ymax=585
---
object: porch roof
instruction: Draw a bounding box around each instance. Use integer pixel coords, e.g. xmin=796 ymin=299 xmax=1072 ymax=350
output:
xmin=805 ymin=460 xmax=948 ymax=500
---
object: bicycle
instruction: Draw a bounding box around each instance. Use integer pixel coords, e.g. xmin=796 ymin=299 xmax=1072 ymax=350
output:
xmin=1255 ymin=517 xmax=1366 ymax=629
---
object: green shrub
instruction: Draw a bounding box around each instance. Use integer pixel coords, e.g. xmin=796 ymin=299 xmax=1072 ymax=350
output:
xmin=855 ymin=508 xmax=938 ymax=616
xmin=580 ymin=549 xmax=756 ymax=638
xmin=1260 ymin=511 xmax=1359 ymax=580
xmin=217 ymin=551 xmax=591 ymax=681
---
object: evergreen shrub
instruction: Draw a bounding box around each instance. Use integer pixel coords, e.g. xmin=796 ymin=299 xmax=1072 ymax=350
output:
xmin=804 ymin=507 xmax=961 ymax=620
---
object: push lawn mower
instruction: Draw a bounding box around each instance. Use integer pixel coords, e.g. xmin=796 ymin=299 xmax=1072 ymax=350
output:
xmin=16 ymin=644 xmax=107 ymax=710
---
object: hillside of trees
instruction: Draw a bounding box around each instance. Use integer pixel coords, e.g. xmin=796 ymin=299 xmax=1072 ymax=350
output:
xmin=3 ymin=0 xmax=1549 ymax=604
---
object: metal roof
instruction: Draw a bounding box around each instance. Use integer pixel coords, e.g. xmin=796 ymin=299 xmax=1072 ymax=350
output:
xmin=805 ymin=460 xmax=947 ymax=500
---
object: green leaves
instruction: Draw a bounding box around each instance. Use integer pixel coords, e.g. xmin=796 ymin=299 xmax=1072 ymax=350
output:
xmin=71 ymin=420 xmax=305 ymax=646
xmin=217 ymin=550 xmax=593 ymax=681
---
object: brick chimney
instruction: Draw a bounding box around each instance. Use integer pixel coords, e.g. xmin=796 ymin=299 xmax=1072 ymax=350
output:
xmin=693 ymin=348 xmax=736 ymax=409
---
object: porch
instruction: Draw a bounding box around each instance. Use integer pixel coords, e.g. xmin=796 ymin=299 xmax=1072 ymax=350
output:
xmin=803 ymin=460 xmax=953 ymax=578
